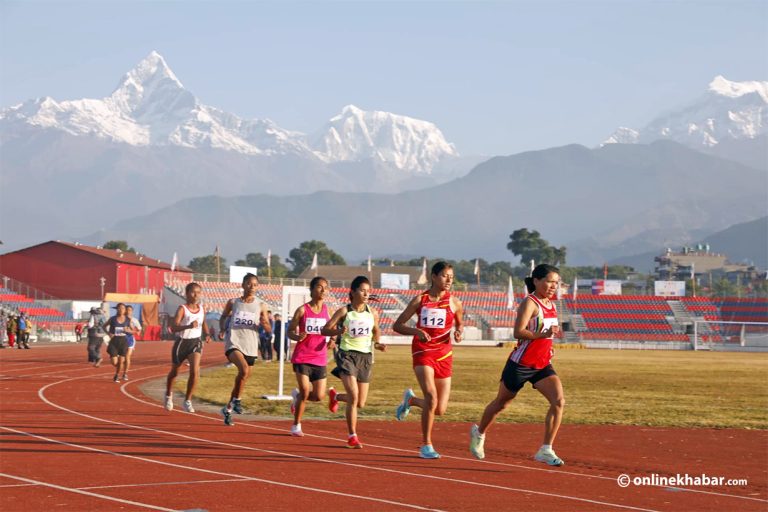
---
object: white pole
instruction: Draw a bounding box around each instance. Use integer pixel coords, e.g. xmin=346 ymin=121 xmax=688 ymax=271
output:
xmin=693 ymin=320 xmax=697 ymax=351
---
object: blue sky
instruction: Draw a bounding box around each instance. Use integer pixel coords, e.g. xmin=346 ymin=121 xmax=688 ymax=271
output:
xmin=1 ymin=0 xmax=766 ymax=156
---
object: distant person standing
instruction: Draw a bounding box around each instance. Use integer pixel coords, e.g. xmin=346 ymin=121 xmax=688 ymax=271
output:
xmin=0 ymin=313 xmax=7 ymax=348
xmin=218 ymin=273 xmax=271 ymax=426
xmin=16 ymin=313 xmax=30 ymax=349
xmin=7 ymin=315 xmax=17 ymax=348
xmin=86 ymin=306 xmax=108 ymax=367
xmin=272 ymin=313 xmax=289 ymax=361
xmin=74 ymin=322 xmax=84 ymax=342
xmin=258 ymin=311 xmax=274 ymax=362
xmin=469 ymin=264 xmax=565 ymax=466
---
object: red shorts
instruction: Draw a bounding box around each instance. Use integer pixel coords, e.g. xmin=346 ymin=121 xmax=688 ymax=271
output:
xmin=412 ymin=350 xmax=453 ymax=379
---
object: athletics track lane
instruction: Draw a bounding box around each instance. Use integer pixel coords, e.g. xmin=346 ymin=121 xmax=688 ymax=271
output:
xmin=0 ymin=341 xmax=765 ymax=511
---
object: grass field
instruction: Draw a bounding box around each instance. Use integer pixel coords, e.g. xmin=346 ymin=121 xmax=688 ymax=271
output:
xmin=182 ymin=346 xmax=768 ymax=429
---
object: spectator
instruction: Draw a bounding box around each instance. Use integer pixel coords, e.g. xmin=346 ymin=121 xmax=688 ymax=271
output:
xmin=16 ymin=312 xmax=30 ymax=349
xmin=0 ymin=313 xmax=7 ymax=348
xmin=272 ymin=313 xmax=289 ymax=361
xmin=7 ymin=315 xmax=16 ymax=348
xmin=74 ymin=322 xmax=84 ymax=342
xmin=258 ymin=310 xmax=274 ymax=362
xmin=86 ymin=306 xmax=108 ymax=367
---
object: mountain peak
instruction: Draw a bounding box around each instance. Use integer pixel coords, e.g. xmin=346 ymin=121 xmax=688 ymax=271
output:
xmin=709 ymin=75 xmax=768 ymax=103
xmin=109 ymin=51 xmax=190 ymax=116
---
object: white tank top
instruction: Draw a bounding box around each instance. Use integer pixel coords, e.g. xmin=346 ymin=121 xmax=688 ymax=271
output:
xmin=180 ymin=304 xmax=205 ymax=339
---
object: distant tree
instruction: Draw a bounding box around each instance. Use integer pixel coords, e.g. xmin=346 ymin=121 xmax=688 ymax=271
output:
xmin=506 ymin=229 xmax=566 ymax=266
xmin=287 ymin=240 xmax=346 ymax=276
xmin=188 ymin=254 xmax=227 ymax=275
xmin=103 ymin=240 xmax=136 ymax=253
xmin=712 ymin=278 xmax=738 ymax=297
xmin=234 ymin=252 xmax=289 ymax=278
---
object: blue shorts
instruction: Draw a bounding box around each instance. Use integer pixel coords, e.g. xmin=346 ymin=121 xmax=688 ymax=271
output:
xmin=126 ymin=335 xmax=136 ymax=349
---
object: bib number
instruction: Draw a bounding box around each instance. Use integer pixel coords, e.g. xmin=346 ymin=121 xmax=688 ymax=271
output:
xmin=233 ymin=310 xmax=257 ymax=328
xmin=305 ymin=317 xmax=327 ymax=335
xmin=348 ymin=318 xmax=373 ymax=338
xmin=420 ymin=307 xmax=446 ymax=328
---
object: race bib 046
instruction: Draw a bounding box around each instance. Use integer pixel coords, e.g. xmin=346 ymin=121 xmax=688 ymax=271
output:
xmin=305 ymin=317 xmax=327 ymax=335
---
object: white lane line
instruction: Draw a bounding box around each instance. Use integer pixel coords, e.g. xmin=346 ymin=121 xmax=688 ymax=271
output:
xmin=0 ymin=471 xmax=177 ymax=511
xmin=124 ymin=371 xmax=768 ymax=506
xmin=79 ymin=478 xmax=250 ymax=490
xmin=0 ymin=426 xmax=443 ymax=512
xmin=40 ymin=376 xmax=662 ymax=512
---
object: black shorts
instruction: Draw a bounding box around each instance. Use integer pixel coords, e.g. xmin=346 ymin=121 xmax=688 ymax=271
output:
xmin=107 ymin=337 xmax=129 ymax=357
xmin=172 ymin=337 xmax=203 ymax=365
xmin=331 ymin=349 xmax=372 ymax=383
xmin=226 ymin=348 xmax=257 ymax=366
xmin=500 ymin=359 xmax=557 ymax=393
xmin=293 ymin=363 xmax=327 ymax=382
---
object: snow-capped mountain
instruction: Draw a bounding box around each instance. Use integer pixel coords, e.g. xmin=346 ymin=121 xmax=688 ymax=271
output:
xmin=0 ymin=51 xmax=459 ymax=171
xmin=312 ymin=105 xmax=458 ymax=173
xmin=603 ymin=76 xmax=767 ymax=148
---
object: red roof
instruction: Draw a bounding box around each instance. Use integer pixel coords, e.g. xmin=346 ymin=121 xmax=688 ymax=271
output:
xmin=7 ymin=241 xmax=192 ymax=272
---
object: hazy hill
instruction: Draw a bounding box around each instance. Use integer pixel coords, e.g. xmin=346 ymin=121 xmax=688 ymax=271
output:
xmin=81 ymin=141 xmax=767 ymax=267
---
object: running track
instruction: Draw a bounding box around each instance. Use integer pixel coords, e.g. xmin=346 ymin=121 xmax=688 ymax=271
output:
xmin=0 ymin=341 xmax=765 ymax=511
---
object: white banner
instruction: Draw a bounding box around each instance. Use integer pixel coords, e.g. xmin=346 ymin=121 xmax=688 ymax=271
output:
xmin=229 ymin=265 xmax=258 ymax=283
xmin=381 ymin=273 xmax=410 ymax=290
xmin=654 ymin=280 xmax=686 ymax=297
xmin=591 ymin=279 xmax=622 ymax=295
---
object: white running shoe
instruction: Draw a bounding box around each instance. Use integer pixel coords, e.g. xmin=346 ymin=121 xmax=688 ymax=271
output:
xmin=469 ymin=424 xmax=486 ymax=460
xmin=164 ymin=395 xmax=173 ymax=411
xmin=183 ymin=400 xmax=195 ymax=413
xmin=534 ymin=447 xmax=564 ymax=466
xmin=290 ymin=423 xmax=304 ymax=437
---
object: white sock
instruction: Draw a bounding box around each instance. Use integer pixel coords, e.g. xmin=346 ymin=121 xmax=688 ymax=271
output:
xmin=541 ymin=444 xmax=552 ymax=451
xmin=348 ymin=433 xmax=356 ymax=438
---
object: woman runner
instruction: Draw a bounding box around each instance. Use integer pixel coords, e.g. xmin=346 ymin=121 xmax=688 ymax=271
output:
xmin=286 ymin=276 xmax=335 ymax=436
xmin=321 ymin=276 xmax=386 ymax=449
xmin=218 ymin=273 xmax=271 ymax=426
xmin=469 ymin=263 xmax=565 ymax=466
xmin=392 ymin=261 xmax=464 ymax=459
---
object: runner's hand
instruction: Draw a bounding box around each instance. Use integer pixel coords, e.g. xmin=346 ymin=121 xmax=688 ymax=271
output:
xmin=454 ymin=329 xmax=463 ymax=343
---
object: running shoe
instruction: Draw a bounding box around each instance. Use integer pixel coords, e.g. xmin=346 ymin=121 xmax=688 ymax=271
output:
xmin=290 ymin=388 xmax=299 ymax=415
xmin=328 ymin=387 xmax=339 ymax=413
xmin=469 ymin=424 xmax=486 ymax=460
xmin=221 ymin=406 xmax=234 ymax=426
xmin=290 ymin=424 xmax=304 ymax=437
xmin=232 ymin=398 xmax=243 ymax=415
xmin=94 ymin=358 xmax=101 ymax=368
xmin=183 ymin=400 xmax=195 ymax=413
xmin=113 ymin=374 xmax=119 ymax=383
xmin=419 ymin=445 xmax=441 ymax=459
xmin=534 ymin=447 xmax=564 ymax=466
xmin=395 ymin=388 xmax=416 ymax=421
xmin=346 ymin=435 xmax=362 ymax=449
xmin=121 ymin=373 xmax=128 ymax=381
xmin=164 ymin=395 xmax=173 ymax=411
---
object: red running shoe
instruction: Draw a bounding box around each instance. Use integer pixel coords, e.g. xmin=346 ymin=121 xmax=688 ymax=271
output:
xmin=346 ymin=435 xmax=362 ymax=449
xmin=328 ymin=387 xmax=339 ymax=413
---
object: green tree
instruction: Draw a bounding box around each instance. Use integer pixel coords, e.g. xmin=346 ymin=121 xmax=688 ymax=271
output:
xmin=287 ymin=240 xmax=346 ymax=275
xmin=103 ymin=240 xmax=136 ymax=253
xmin=506 ymin=228 xmax=566 ymax=266
xmin=188 ymin=254 xmax=228 ymax=275
xmin=712 ymin=278 xmax=738 ymax=297
xmin=234 ymin=252 xmax=290 ymax=278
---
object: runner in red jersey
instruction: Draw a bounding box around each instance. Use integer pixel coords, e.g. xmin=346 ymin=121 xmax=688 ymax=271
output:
xmin=469 ymin=264 xmax=565 ymax=466
xmin=393 ymin=261 xmax=464 ymax=459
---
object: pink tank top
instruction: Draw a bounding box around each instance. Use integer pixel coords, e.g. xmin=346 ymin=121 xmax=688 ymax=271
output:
xmin=291 ymin=302 xmax=330 ymax=366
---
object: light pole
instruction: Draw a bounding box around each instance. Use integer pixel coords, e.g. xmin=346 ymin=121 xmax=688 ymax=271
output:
xmin=99 ymin=277 xmax=106 ymax=299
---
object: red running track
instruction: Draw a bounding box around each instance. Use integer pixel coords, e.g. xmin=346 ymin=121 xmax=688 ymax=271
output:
xmin=0 ymin=341 xmax=766 ymax=511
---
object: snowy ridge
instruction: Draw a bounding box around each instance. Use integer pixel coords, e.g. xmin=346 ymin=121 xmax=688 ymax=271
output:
xmin=312 ymin=105 xmax=458 ymax=172
xmin=603 ymin=76 xmax=767 ymax=148
xmin=0 ymin=51 xmax=458 ymax=170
